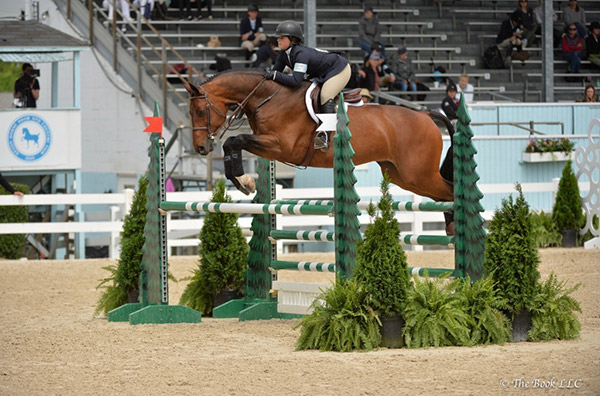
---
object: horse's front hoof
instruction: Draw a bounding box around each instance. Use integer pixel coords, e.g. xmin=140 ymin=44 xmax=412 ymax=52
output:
xmin=233 ymin=175 xmax=256 ymax=195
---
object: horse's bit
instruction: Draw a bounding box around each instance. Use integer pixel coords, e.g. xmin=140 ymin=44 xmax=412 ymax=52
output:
xmin=189 ymin=78 xmax=271 ymax=141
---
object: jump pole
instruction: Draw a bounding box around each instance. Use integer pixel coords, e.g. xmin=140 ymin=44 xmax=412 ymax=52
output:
xmin=107 ymin=101 xmax=201 ymax=324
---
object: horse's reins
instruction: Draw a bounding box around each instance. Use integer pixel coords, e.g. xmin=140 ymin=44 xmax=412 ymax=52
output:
xmin=189 ymin=77 xmax=271 ymax=141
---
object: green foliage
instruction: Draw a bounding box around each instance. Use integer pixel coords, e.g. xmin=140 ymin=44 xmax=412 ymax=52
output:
xmin=295 ymin=280 xmax=381 ymax=352
xmin=484 ymin=184 xmax=540 ymax=317
xmin=525 ymin=137 xmax=575 ymax=153
xmin=458 ymin=277 xmax=511 ymax=345
xmin=354 ymin=175 xmax=410 ymax=316
xmin=552 ymin=161 xmax=582 ymax=231
xmin=529 ymin=273 xmax=581 ymax=341
xmin=179 ymin=179 xmax=249 ymax=315
xmin=0 ymin=62 xmax=22 ymax=92
xmin=95 ymin=176 xmax=147 ymax=316
xmin=403 ymin=276 xmax=473 ymax=348
xmin=116 ymin=176 xmax=148 ymax=293
xmin=0 ymin=182 xmax=30 ymax=259
xmin=530 ymin=211 xmax=562 ymax=248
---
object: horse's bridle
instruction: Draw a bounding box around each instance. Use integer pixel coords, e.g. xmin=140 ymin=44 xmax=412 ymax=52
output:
xmin=189 ymin=78 xmax=270 ymax=141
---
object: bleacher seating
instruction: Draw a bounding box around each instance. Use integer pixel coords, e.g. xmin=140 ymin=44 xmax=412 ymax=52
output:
xmin=99 ymin=0 xmax=600 ymax=105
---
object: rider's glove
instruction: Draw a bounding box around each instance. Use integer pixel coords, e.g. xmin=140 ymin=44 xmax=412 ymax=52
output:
xmin=264 ymin=70 xmax=276 ymax=80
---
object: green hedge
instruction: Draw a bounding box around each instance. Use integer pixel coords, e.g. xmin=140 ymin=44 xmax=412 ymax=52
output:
xmin=0 ymin=183 xmax=30 ymax=259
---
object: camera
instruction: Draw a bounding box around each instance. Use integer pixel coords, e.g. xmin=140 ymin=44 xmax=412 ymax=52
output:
xmin=27 ymin=69 xmax=41 ymax=78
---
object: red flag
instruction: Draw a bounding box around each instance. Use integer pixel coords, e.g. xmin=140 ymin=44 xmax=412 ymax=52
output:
xmin=143 ymin=116 xmax=163 ymax=134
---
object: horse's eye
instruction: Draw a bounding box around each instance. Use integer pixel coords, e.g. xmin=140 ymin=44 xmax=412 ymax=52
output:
xmin=196 ymin=109 xmax=205 ymax=117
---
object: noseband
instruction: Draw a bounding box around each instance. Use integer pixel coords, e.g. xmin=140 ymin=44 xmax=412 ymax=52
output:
xmin=189 ymin=78 xmax=268 ymax=141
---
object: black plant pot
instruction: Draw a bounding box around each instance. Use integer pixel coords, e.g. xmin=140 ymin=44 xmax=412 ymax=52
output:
xmin=127 ymin=289 xmax=139 ymax=304
xmin=511 ymin=309 xmax=532 ymax=342
xmin=213 ymin=288 xmax=242 ymax=309
xmin=380 ymin=315 xmax=404 ymax=348
xmin=560 ymin=229 xmax=577 ymax=248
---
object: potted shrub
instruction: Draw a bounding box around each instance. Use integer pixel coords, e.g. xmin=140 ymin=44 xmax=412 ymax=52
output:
xmin=295 ymin=280 xmax=381 ymax=352
xmin=180 ymin=179 xmax=249 ymax=316
xmin=354 ymin=175 xmax=411 ymax=348
xmin=95 ymin=176 xmax=148 ymax=316
xmin=484 ymin=184 xmax=540 ymax=342
xmin=552 ymin=160 xmax=582 ymax=247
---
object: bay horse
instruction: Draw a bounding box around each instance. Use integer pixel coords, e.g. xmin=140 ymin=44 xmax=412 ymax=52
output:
xmin=184 ymin=70 xmax=454 ymax=207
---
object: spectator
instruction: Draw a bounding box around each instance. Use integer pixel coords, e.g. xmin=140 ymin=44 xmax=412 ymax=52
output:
xmin=13 ymin=63 xmax=39 ymax=109
xmin=562 ymin=23 xmax=583 ymax=75
xmin=358 ymin=6 xmax=385 ymax=58
xmin=457 ymin=74 xmax=474 ymax=104
xmin=360 ymin=88 xmax=373 ymax=103
xmin=102 ymin=0 xmax=131 ymax=31
xmin=240 ymin=4 xmax=267 ymax=60
xmin=193 ymin=0 xmax=212 ymax=21
xmin=577 ymin=85 xmax=598 ymax=102
xmin=151 ymin=0 xmax=170 ymax=20
xmin=586 ymin=21 xmax=600 ymax=69
xmin=134 ymin=0 xmax=153 ymax=20
xmin=514 ymin=0 xmax=537 ymax=47
xmin=533 ymin=0 xmax=562 ymax=47
xmin=358 ymin=47 xmax=393 ymax=92
xmin=252 ymin=36 xmax=279 ymax=68
xmin=562 ymin=0 xmax=586 ymax=38
xmin=441 ymin=83 xmax=458 ymax=121
xmin=388 ymin=46 xmax=417 ymax=99
xmin=496 ymin=12 xmax=530 ymax=61
xmin=0 ymin=173 xmax=24 ymax=197
xmin=264 ymin=20 xmax=350 ymax=150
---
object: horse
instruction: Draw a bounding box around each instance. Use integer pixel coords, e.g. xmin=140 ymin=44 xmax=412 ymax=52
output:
xmin=184 ymin=70 xmax=455 ymax=208
xmin=22 ymin=128 xmax=39 ymax=149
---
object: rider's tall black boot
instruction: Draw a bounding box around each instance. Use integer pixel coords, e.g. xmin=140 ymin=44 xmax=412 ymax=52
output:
xmin=315 ymin=99 xmax=336 ymax=151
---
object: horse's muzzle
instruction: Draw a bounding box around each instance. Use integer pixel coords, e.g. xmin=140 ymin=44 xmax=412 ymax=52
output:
xmin=197 ymin=142 xmax=213 ymax=156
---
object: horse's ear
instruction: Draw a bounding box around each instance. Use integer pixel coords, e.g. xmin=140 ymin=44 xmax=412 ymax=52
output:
xmin=184 ymin=82 xmax=201 ymax=97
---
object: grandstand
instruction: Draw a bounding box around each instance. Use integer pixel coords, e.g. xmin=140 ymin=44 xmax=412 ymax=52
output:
xmin=98 ymin=0 xmax=599 ymax=105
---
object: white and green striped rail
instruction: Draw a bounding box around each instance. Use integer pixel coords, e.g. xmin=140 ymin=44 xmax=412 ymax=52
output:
xmin=159 ymin=201 xmax=332 ymax=215
xmin=270 ymin=260 xmax=454 ymax=277
xmin=272 ymin=200 xmax=454 ymax=212
xmin=269 ymin=230 xmax=454 ymax=246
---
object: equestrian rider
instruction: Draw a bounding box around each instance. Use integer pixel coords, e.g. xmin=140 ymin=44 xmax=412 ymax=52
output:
xmin=264 ymin=20 xmax=351 ymax=150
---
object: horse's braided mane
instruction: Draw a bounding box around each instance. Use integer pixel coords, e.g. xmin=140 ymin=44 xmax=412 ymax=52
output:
xmin=201 ymin=68 xmax=265 ymax=85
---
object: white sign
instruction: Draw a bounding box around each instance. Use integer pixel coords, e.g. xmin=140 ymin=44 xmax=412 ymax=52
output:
xmin=0 ymin=109 xmax=82 ymax=171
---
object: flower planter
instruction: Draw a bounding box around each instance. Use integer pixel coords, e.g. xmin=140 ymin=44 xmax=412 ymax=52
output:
xmin=522 ymin=152 xmax=575 ymax=163
xmin=380 ymin=314 xmax=404 ymax=348
xmin=560 ymin=229 xmax=578 ymax=248
xmin=511 ymin=309 xmax=532 ymax=342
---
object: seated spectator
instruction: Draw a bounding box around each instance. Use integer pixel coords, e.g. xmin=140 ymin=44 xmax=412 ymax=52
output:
xmin=388 ymin=46 xmax=417 ymax=98
xmin=240 ymin=4 xmax=267 ymax=60
xmin=152 ymin=0 xmax=170 ymax=20
xmin=178 ymin=0 xmax=212 ymax=20
xmin=252 ymin=36 xmax=279 ymax=68
xmin=577 ymin=85 xmax=598 ymax=102
xmin=514 ymin=0 xmax=537 ymax=47
xmin=586 ymin=21 xmax=600 ymax=69
xmin=562 ymin=0 xmax=586 ymax=38
xmin=360 ymin=88 xmax=373 ymax=103
xmin=496 ymin=12 xmax=530 ymax=61
xmin=533 ymin=0 xmax=562 ymax=46
xmin=358 ymin=49 xmax=391 ymax=93
xmin=457 ymin=74 xmax=474 ymax=104
xmin=441 ymin=83 xmax=459 ymax=121
xmin=358 ymin=6 xmax=385 ymax=58
xmin=103 ymin=0 xmax=131 ymax=31
xmin=562 ymin=23 xmax=583 ymax=75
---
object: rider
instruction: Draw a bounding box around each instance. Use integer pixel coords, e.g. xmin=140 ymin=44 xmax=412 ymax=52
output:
xmin=264 ymin=20 xmax=351 ymax=150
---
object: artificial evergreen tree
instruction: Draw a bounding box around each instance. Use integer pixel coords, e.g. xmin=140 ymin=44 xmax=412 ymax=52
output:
xmin=180 ymin=179 xmax=249 ymax=315
xmin=484 ymin=184 xmax=540 ymax=319
xmin=333 ymin=94 xmax=362 ymax=280
xmin=552 ymin=160 xmax=582 ymax=232
xmin=454 ymin=94 xmax=486 ymax=280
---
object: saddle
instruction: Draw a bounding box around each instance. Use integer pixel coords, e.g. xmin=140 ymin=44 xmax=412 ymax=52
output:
xmin=309 ymin=86 xmax=363 ymax=114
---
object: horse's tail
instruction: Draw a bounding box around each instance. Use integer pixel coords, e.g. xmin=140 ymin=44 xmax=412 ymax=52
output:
xmin=427 ymin=111 xmax=454 ymax=185
xmin=428 ymin=110 xmax=454 ymax=139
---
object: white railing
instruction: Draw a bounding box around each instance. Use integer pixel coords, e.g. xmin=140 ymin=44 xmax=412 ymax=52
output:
xmin=0 ymin=180 xmax=589 ymax=259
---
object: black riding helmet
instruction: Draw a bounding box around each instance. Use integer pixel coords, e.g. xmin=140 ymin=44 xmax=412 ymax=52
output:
xmin=275 ymin=20 xmax=304 ymax=42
